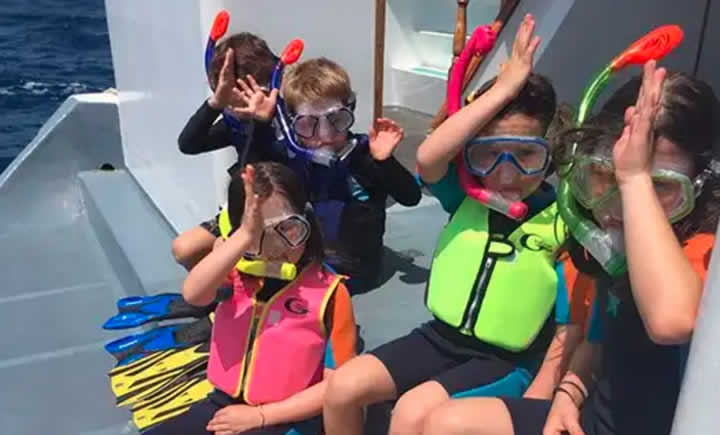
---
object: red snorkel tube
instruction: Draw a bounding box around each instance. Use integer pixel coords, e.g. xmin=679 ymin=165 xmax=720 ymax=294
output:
xmin=205 ymin=10 xmax=230 ymax=73
xmin=203 ymin=10 xmax=250 ymax=134
xmin=448 ymin=25 xmax=528 ymax=220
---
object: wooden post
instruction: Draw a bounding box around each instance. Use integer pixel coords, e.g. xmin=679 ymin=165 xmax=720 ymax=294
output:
xmin=429 ymin=0 xmax=520 ymax=131
xmin=374 ymin=0 xmax=387 ymax=121
xmin=453 ymin=0 xmax=470 ymax=59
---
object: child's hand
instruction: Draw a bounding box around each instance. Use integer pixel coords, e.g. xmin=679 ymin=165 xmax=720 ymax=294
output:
xmin=206 ymin=404 xmax=264 ymax=434
xmin=232 ymin=75 xmax=279 ymax=121
xmin=209 ymin=49 xmax=246 ymax=112
xmin=369 ymin=118 xmax=404 ymax=161
xmin=495 ymin=14 xmax=541 ymax=97
xmin=614 ymin=60 xmax=666 ymax=186
xmin=237 ymin=165 xmax=266 ymax=253
xmin=543 ymin=391 xmax=585 ymax=435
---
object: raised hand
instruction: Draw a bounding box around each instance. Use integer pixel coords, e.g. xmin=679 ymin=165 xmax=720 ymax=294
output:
xmin=237 ymin=165 xmax=266 ymax=254
xmin=495 ymin=14 xmax=541 ymax=97
xmin=209 ymin=49 xmax=240 ymax=110
xmin=230 ymin=75 xmax=279 ymax=121
xmin=613 ymin=60 xmax=666 ymax=185
xmin=369 ymin=117 xmax=404 ymax=161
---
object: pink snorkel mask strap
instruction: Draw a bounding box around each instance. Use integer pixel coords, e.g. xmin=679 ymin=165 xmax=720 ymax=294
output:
xmin=447 ymin=25 xmax=528 ymax=220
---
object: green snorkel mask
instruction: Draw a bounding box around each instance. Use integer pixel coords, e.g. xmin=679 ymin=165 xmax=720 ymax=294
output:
xmin=557 ymin=25 xmax=684 ymax=277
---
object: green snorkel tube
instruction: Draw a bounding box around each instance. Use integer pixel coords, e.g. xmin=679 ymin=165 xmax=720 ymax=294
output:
xmin=557 ymin=25 xmax=684 ymax=277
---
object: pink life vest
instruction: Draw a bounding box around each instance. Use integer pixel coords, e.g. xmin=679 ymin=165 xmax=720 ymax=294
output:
xmin=207 ymin=263 xmax=342 ymax=404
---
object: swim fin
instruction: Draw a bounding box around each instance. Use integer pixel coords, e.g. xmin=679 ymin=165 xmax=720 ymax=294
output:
xmin=103 ymin=293 xmax=215 ymax=330
xmin=108 ymin=344 xmax=213 ymax=431
xmin=132 ymin=368 xmax=214 ymax=431
xmin=109 ymin=343 xmax=209 ymax=405
xmin=105 ymin=316 xmax=212 ymax=366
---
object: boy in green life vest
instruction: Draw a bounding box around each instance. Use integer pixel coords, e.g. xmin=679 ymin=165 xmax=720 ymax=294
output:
xmin=323 ymin=15 xmax=581 ymax=435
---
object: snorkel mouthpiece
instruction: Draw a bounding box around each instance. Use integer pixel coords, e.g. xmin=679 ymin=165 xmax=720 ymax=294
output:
xmin=237 ymin=259 xmax=297 ymax=281
xmin=474 ymin=184 xmax=528 ymax=220
xmin=557 ymin=180 xmax=627 ymax=276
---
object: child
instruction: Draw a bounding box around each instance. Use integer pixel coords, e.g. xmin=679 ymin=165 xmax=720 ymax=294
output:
xmin=419 ymin=62 xmax=720 ymax=435
xmin=173 ymin=33 xmax=284 ymax=269
xmin=146 ymin=162 xmax=357 ymax=435
xmin=276 ymin=57 xmax=421 ymax=293
xmin=323 ymin=15 xmax=578 ymax=435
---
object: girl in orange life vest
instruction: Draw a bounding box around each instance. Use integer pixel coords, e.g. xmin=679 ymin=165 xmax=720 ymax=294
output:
xmin=158 ymin=162 xmax=357 ymax=435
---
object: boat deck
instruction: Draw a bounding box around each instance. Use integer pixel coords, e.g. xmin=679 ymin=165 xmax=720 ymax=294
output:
xmin=0 ymin=97 xmax=439 ymax=434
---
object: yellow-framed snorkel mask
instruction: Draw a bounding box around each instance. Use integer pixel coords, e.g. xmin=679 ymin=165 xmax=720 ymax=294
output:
xmin=217 ymin=208 xmax=298 ymax=281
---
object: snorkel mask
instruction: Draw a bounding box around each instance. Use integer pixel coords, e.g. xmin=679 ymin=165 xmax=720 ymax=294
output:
xmin=271 ymin=41 xmax=359 ymax=167
xmin=448 ymin=25 xmax=542 ymax=220
xmin=558 ymin=25 xmax=684 ymax=277
xmin=217 ymin=208 xmax=311 ymax=281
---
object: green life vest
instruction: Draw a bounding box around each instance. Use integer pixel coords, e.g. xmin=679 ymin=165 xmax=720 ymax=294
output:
xmin=426 ymin=197 xmax=566 ymax=352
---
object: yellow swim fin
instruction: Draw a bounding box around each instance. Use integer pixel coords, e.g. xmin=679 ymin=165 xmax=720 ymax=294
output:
xmin=131 ymin=368 xmax=214 ymax=431
xmin=109 ymin=343 xmax=209 ymax=406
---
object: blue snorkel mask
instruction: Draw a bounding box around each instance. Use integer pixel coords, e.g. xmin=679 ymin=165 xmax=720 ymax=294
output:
xmin=463 ymin=135 xmax=551 ymax=177
xmin=271 ymin=41 xmax=359 ymax=168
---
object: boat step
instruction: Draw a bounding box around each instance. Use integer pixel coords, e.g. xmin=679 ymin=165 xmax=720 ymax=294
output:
xmin=79 ymin=169 xmax=186 ymax=296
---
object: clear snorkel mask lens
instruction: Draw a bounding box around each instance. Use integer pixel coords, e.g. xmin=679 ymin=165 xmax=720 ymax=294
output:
xmin=244 ymin=214 xmax=311 ymax=259
xmin=290 ymin=101 xmax=357 ymax=167
xmin=568 ymin=153 xmax=697 ymax=224
xmin=292 ymin=107 xmax=355 ymax=140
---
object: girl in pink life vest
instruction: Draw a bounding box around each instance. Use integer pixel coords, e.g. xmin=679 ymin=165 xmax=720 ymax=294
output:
xmin=150 ymin=162 xmax=357 ymax=435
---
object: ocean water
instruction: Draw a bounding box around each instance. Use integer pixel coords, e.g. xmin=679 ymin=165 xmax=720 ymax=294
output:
xmin=0 ymin=0 xmax=113 ymax=171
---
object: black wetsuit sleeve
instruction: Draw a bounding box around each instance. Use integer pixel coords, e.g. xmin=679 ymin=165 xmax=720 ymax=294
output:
xmin=177 ymin=100 xmax=234 ymax=154
xmin=349 ymin=153 xmax=422 ymax=206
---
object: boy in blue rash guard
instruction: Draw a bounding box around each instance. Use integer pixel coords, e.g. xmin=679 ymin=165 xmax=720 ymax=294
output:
xmin=276 ymin=57 xmax=421 ymax=293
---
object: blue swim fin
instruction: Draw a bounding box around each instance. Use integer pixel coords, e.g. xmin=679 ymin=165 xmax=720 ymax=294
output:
xmin=105 ymin=317 xmax=212 ymax=366
xmin=103 ymin=293 xmax=213 ymax=330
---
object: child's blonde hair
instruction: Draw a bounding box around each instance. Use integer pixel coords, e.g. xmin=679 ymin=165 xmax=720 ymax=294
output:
xmin=281 ymin=57 xmax=353 ymax=111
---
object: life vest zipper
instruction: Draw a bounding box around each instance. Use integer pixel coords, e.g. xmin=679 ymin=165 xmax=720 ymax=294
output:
xmin=461 ymin=256 xmax=495 ymax=334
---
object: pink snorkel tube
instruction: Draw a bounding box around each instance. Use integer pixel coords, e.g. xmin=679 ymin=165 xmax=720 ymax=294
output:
xmin=447 ymin=25 xmax=529 ymax=220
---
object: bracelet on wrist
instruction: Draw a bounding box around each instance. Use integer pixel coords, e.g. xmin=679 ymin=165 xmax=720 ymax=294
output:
xmin=560 ymin=379 xmax=588 ymax=401
xmin=553 ymin=386 xmax=582 ymax=408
